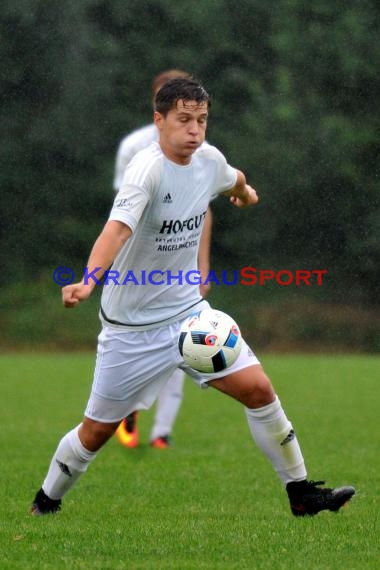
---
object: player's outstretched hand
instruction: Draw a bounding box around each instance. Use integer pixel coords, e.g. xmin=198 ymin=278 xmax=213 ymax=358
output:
xmin=230 ymin=185 xmax=258 ymax=208
xmin=62 ymin=282 xmax=93 ymax=308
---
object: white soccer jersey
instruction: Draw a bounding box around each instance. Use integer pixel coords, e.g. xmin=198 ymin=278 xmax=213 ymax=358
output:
xmin=101 ymin=142 xmax=237 ymax=329
xmin=113 ymin=124 xmax=158 ymax=191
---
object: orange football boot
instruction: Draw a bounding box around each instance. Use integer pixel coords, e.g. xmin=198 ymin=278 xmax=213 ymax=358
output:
xmin=150 ymin=435 xmax=170 ymax=449
xmin=115 ymin=412 xmax=139 ymax=448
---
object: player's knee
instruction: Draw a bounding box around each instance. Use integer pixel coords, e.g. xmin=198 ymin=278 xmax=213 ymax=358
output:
xmin=244 ymin=370 xmax=275 ymax=408
xmin=80 ymin=418 xmax=118 ymax=451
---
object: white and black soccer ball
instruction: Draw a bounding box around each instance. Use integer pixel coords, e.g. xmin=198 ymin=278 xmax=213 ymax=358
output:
xmin=178 ymin=308 xmax=242 ymax=373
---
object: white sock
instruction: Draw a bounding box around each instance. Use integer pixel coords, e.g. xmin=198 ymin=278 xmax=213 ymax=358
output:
xmin=150 ymin=368 xmax=185 ymax=441
xmin=245 ymin=396 xmax=307 ymax=485
xmin=42 ymin=425 xmax=97 ymax=500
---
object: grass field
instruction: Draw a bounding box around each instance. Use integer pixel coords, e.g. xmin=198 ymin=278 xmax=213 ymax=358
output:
xmin=1 ymin=353 xmax=379 ymax=569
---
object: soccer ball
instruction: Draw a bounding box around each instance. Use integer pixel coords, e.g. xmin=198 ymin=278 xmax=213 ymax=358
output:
xmin=178 ymin=308 xmax=242 ymax=373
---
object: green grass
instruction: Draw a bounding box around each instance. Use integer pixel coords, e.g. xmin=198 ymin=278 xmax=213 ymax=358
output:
xmin=1 ymin=353 xmax=379 ymax=569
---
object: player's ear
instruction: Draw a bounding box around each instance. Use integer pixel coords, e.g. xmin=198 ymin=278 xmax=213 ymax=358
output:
xmin=154 ymin=111 xmax=164 ymax=130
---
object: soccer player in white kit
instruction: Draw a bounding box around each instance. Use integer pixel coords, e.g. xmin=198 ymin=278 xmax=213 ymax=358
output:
xmin=31 ymin=77 xmax=355 ymax=516
xmin=113 ymin=69 xmax=213 ymax=449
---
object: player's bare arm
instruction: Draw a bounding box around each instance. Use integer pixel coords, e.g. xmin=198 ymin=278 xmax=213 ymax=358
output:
xmin=224 ymin=169 xmax=258 ymax=208
xmin=62 ymin=220 xmax=132 ymax=308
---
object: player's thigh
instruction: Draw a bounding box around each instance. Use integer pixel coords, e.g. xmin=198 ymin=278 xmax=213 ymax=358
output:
xmin=85 ymin=370 xmax=178 ymax=423
xmin=90 ymin=325 xmax=178 ymax=401
xmin=207 ymin=364 xmax=276 ymax=408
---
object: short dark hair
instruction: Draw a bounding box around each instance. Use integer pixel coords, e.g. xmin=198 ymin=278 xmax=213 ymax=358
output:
xmin=154 ymin=77 xmax=210 ymax=116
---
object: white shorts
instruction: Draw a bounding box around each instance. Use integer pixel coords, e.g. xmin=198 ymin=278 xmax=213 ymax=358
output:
xmin=85 ymin=318 xmax=260 ymax=422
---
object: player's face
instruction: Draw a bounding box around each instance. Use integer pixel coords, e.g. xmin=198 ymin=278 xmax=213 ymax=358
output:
xmin=155 ymin=99 xmax=208 ymax=165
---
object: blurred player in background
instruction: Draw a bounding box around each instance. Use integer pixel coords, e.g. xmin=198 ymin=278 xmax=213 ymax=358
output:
xmin=113 ymin=70 xmax=212 ymax=449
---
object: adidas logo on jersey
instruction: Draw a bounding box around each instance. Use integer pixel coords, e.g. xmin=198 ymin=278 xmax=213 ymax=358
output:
xmin=163 ymin=193 xmax=172 ymax=204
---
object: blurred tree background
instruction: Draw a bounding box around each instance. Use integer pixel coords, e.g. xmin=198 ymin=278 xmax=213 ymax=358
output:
xmin=1 ymin=0 xmax=379 ymax=352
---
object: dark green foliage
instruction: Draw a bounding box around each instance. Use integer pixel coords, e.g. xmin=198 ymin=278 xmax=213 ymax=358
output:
xmin=1 ymin=1 xmax=379 ymax=314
